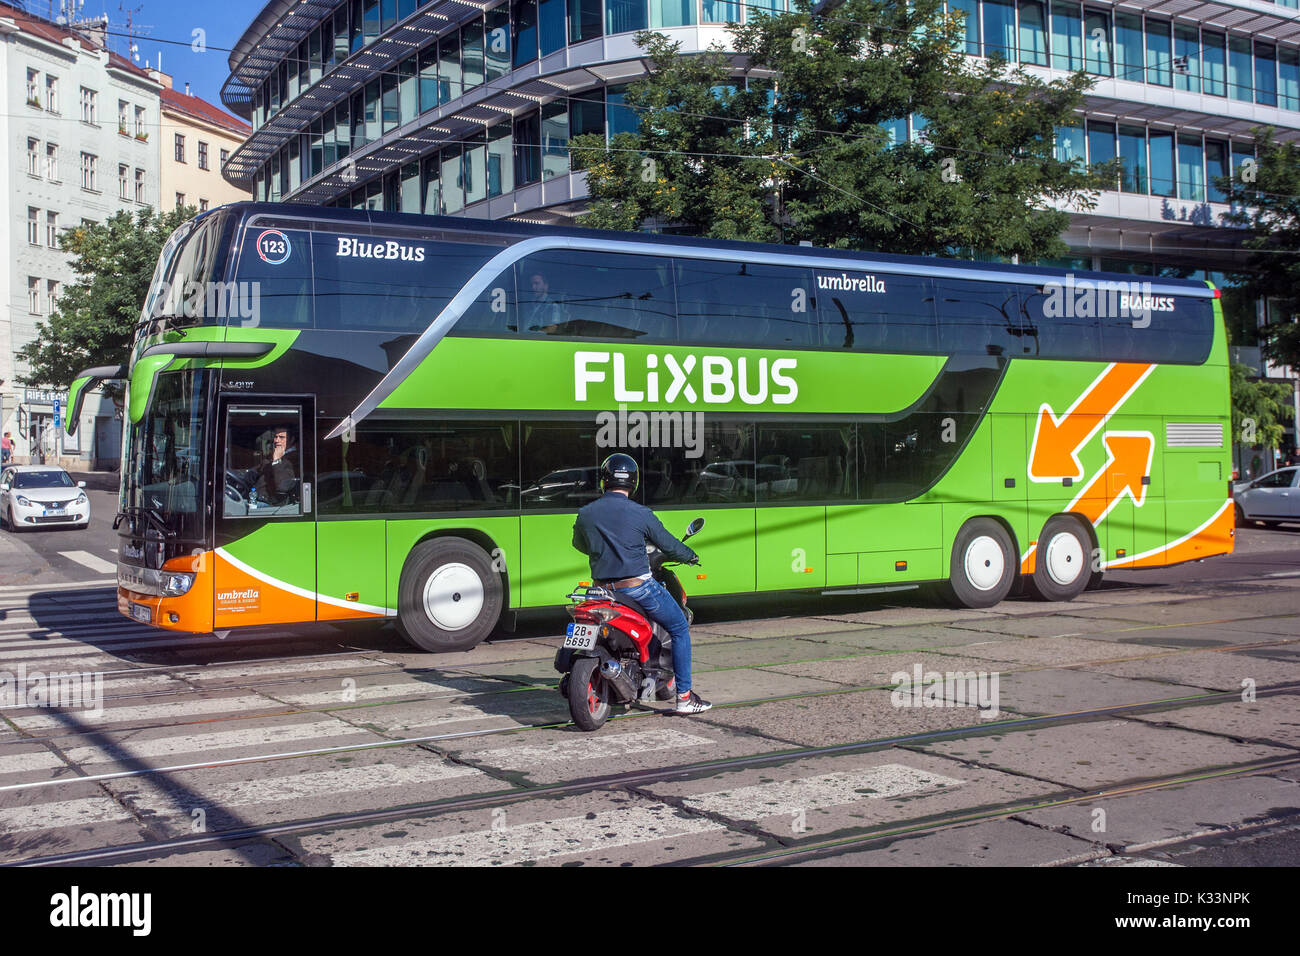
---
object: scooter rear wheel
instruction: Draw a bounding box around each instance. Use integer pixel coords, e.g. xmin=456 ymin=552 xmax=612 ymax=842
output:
xmin=568 ymin=657 xmax=610 ymax=731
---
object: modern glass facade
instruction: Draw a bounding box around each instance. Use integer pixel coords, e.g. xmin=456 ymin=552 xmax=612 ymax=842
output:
xmin=224 ymin=0 xmax=1300 ymax=233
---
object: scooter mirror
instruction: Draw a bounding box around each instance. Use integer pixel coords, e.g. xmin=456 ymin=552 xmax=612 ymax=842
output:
xmin=684 ymin=517 xmax=705 ymax=538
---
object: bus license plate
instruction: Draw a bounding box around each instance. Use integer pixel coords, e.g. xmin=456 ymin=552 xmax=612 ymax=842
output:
xmin=564 ymin=623 xmax=598 ymax=649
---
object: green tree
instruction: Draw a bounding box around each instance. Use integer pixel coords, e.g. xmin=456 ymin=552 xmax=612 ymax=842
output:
xmin=1220 ymin=127 xmax=1300 ymax=372
xmin=1230 ymin=361 xmax=1294 ymax=456
xmin=571 ymin=0 xmax=1114 ymax=257
xmin=18 ymin=206 xmax=196 ymax=388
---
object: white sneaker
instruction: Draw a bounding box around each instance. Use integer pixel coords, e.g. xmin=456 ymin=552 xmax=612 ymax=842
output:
xmin=675 ymin=691 xmax=712 ymax=714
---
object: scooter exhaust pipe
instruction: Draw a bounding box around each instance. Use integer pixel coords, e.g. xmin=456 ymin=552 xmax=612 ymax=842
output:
xmin=600 ymin=658 xmax=638 ymax=702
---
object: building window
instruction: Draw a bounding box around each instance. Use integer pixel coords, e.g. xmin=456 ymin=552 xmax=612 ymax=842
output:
xmin=120 ymin=164 xmax=131 ymax=199
xmin=220 ymin=148 xmax=230 ymax=168
xmin=28 ymin=208 xmax=40 ymax=246
xmin=1228 ymin=35 xmax=1253 ymax=101
xmin=80 ymin=87 xmax=97 ymax=124
xmin=27 ymin=138 xmax=40 ymax=176
xmin=200 ymin=199 xmax=210 ymax=212
xmin=46 ymin=211 xmax=59 ymax=249
xmin=1050 ymin=1 xmax=1083 ymax=71
xmin=135 ymin=168 xmax=146 ymax=203
xmin=47 ymin=280 xmax=60 ymax=313
xmin=26 ymin=68 xmax=40 ymax=106
xmin=45 ymin=74 xmax=58 ymax=113
xmin=135 ymin=105 xmax=146 ymax=136
xmin=29 ymin=278 xmax=41 ymax=315
xmin=118 ymin=99 xmax=130 ymax=133
xmin=175 ymin=133 xmax=186 ymax=163
xmin=176 ymin=192 xmax=186 ymax=208
xmin=198 ymin=141 xmax=209 ymax=170
xmin=46 ymin=143 xmax=59 ymax=181
xmin=80 ymin=153 xmax=98 ymax=191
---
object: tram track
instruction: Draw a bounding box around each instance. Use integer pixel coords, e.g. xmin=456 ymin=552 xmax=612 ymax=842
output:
xmin=2 ymin=622 xmax=1296 ymax=759
xmin=8 ymin=682 xmax=1298 ymax=867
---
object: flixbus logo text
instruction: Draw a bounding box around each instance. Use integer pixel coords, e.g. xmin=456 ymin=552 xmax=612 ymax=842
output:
xmin=574 ymin=351 xmax=798 ymax=405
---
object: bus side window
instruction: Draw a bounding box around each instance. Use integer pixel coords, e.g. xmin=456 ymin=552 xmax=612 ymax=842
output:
xmin=815 ymin=272 xmax=936 ymax=354
xmin=516 ymin=251 xmax=676 ymax=342
xmin=453 ymin=266 xmax=518 ymax=336
xmin=233 ymin=229 xmax=314 ymax=329
xmin=677 ymin=260 xmax=816 ymax=349
xmin=935 ymin=280 xmax=1025 ymax=357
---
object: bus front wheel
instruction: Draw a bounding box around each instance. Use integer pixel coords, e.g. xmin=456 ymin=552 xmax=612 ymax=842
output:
xmin=396 ymin=537 xmax=502 ymax=653
xmin=944 ymin=518 xmax=1016 ymax=609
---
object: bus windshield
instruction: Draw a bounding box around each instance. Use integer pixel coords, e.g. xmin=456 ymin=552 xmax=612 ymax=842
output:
xmin=121 ymin=369 xmax=207 ymax=541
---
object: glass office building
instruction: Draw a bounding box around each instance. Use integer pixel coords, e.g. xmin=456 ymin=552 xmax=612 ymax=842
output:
xmin=222 ymin=0 xmax=1300 ymax=460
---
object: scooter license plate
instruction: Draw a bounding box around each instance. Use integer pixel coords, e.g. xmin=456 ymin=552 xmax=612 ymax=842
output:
xmin=564 ymin=623 xmax=598 ymax=649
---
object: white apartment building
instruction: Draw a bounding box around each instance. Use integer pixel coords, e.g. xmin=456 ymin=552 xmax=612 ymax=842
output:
xmin=0 ymin=1 xmax=161 ymax=468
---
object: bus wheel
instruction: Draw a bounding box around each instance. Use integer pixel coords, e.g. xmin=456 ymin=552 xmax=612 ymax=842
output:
xmin=944 ymin=518 xmax=1015 ymax=608
xmin=396 ymin=537 xmax=502 ymax=652
xmin=1028 ymin=515 xmax=1092 ymax=602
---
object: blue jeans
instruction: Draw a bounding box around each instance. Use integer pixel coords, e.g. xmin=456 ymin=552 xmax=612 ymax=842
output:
xmin=613 ymin=577 xmax=693 ymax=694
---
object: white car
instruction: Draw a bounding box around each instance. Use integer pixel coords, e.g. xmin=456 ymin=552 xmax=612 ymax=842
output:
xmin=0 ymin=465 xmax=91 ymax=532
xmin=1234 ymin=466 xmax=1299 ymax=527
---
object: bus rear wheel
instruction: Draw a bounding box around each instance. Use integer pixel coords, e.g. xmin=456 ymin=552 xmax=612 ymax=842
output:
xmin=396 ymin=537 xmax=502 ymax=653
xmin=943 ymin=518 xmax=1016 ymax=609
xmin=1028 ymin=515 xmax=1093 ymax=602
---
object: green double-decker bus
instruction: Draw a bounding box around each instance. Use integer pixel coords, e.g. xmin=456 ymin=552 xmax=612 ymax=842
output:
xmin=68 ymin=203 xmax=1233 ymax=651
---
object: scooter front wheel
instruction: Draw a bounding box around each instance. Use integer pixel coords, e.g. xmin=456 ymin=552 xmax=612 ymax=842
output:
xmin=568 ymin=657 xmax=610 ymax=731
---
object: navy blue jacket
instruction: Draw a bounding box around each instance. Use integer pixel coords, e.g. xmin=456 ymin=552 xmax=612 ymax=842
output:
xmin=572 ymin=492 xmax=698 ymax=580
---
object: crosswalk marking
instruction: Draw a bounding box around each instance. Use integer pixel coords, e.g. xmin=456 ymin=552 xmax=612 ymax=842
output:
xmin=270 ymin=680 xmax=467 ymax=708
xmin=136 ymin=759 xmax=482 ymax=818
xmin=0 ymin=750 xmax=67 ymax=776
xmin=58 ymin=552 xmax=118 ymax=574
xmin=60 ymin=717 xmax=376 ymax=766
xmin=331 ymin=805 xmax=724 ymax=866
xmin=683 ymin=764 xmax=966 ymax=820
xmin=13 ymin=694 xmax=285 ymax=731
xmin=459 ymin=729 xmax=714 ymax=769
xmin=0 ymin=795 xmax=135 ymax=833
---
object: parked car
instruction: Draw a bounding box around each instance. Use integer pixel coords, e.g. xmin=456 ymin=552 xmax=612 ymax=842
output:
xmin=0 ymin=465 xmax=91 ymax=531
xmin=1234 ymin=466 xmax=1299 ymax=527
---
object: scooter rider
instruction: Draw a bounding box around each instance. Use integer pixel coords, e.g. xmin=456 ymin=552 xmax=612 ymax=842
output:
xmin=572 ymin=453 xmax=712 ymax=714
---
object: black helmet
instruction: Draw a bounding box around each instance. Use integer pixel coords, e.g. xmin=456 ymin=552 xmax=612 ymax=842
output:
xmin=599 ymin=453 xmax=639 ymax=494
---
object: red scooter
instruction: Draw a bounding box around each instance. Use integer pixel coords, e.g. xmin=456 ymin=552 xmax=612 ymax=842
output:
xmin=555 ymin=518 xmax=704 ymax=731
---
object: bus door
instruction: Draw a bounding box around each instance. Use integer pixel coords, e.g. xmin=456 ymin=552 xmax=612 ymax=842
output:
xmin=213 ymin=396 xmax=316 ymax=629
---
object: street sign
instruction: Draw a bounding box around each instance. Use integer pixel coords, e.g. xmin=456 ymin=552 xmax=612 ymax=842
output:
xmin=54 ymin=400 xmax=62 ymax=434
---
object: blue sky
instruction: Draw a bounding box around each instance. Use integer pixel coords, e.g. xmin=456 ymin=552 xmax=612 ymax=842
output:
xmin=42 ymin=0 xmax=268 ymax=112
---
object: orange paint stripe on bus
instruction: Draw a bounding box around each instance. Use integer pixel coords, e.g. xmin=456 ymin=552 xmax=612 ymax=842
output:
xmin=1106 ymin=500 xmax=1235 ymax=570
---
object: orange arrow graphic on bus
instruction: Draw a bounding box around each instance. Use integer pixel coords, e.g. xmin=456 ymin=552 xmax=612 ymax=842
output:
xmin=1028 ymin=363 xmax=1154 ymax=482
xmin=1020 ymin=431 xmax=1154 ymax=575
xmin=1070 ymin=432 xmax=1155 ymax=525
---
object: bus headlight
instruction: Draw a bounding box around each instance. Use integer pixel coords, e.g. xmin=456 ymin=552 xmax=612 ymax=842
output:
xmin=162 ymin=572 xmax=195 ymax=596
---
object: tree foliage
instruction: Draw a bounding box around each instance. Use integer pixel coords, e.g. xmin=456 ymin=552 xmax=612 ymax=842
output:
xmin=1230 ymin=361 xmax=1294 ymax=453
xmin=571 ymin=0 xmax=1113 ymax=257
xmin=18 ymin=206 xmax=196 ymax=388
xmin=1220 ymin=128 xmax=1300 ymax=372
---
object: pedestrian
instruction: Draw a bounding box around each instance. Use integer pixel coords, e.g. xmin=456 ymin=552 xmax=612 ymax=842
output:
xmin=1 ymin=431 xmax=11 ymax=465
